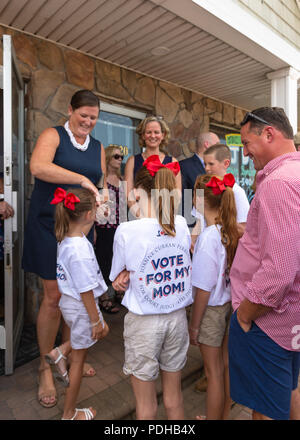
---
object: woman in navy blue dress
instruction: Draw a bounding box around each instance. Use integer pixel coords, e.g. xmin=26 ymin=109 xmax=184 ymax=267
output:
xmin=22 ymin=90 xmax=106 ymax=409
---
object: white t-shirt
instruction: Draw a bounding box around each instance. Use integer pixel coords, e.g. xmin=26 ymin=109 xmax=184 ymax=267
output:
xmin=109 ymin=216 xmax=193 ymax=315
xmin=192 ymin=182 xmax=250 ymax=228
xmin=192 ymin=224 xmax=231 ymax=306
xmin=57 ymin=234 xmax=107 ymax=302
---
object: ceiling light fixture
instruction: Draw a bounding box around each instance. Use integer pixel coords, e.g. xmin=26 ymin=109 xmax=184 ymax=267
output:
xmin=151 ymin=46 xmax=170 ymax=56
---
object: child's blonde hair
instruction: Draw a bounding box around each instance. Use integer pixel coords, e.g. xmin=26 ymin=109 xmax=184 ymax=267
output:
xmin=54 ymin=187 xmax=96 ymax=242
xmin=194 ymin=174 xmax=240 ymax=269
xmin=134 ymin=166 xmax=178 ymax=237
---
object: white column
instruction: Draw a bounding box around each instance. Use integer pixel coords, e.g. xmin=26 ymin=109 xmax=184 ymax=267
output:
xmin=267 ymin=67 xmax=300 ymax=135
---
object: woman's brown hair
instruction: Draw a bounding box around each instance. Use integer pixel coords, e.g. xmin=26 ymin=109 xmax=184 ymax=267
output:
xmin=194 ymin=174 xmax=240 ymax=270
xmin=54 ymin=187 xmax=96 ymax=242
xmin=134 ymin=166 xmax=179 ymax=237
xmin=70 ymin=89 xmax=100 ymax=110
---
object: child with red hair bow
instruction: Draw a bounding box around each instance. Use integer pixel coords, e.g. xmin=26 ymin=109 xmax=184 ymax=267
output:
xmin=189 ymin=174 xmax=241 ymax=420
xmin=110 ymin=156 xmax=192 ymax=420
xmin=45 ymin=187 xmax=109 ymax=420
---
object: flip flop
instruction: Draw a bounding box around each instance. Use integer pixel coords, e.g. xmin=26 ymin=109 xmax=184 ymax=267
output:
xmin=61 ymin=407 xmax=96 ymax=420
xmin=45 ymin=346 xmax=69 ymax=387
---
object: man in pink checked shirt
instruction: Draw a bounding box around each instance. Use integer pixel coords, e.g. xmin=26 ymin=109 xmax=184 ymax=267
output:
xmin=229 ymin=107 xmax=300 ymax=420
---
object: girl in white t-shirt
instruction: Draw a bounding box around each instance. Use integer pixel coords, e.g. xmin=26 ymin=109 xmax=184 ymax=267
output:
xmin=189 ymin=173 xmax=240 ymax=420
xmin=45 ymin=187 xmax=109 ymax=420
xmin=110 ymin=155 xmax=193 ymax=420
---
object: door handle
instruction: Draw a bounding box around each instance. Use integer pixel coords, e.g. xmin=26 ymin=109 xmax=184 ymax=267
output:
xmin=12 ymin=191 xmax=17 ymax=232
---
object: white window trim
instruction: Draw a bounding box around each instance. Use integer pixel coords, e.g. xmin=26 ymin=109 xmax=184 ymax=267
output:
xmin=100 ymin=102 xmax=146 ymax=120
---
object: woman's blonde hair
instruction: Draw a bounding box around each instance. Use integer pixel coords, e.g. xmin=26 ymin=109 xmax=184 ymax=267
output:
xmin=134 ymin=166 xmax=178 ymax=237
xmin=105 ymin=144 xmax=122 ymax=178
xmin=194 ymin=174 xmax=240 ymax=269
xmin=54 ymin=187 xmax=96 ymax=242
xmin=136 ymin=116 xmax=170 ymax=153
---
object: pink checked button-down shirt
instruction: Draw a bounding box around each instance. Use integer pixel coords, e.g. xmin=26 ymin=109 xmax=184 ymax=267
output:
xmin=230 ymin=152 xmax=300 ymax=351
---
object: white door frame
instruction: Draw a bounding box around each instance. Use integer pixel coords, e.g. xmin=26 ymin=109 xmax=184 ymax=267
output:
xmin=1 ymin=35 xmax=25 ymax=375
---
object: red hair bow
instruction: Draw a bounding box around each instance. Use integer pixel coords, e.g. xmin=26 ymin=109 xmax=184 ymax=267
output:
xmin=205 ymin=173 xmax=235 ymax=195
xmin=50 ymin=187 xmax=80 ymax=211
xmin=143 ymin=155 xmax=180 ymax=177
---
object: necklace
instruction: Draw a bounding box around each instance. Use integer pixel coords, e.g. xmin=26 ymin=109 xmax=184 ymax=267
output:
xmin=64 ymin=121 xmax=90 ymax=151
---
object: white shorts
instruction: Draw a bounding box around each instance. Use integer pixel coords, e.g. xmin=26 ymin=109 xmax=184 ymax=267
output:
xmin=59 ymin=294 xmax=104 ymax=350
xmin=123 ymin=308 xmax=189 ymax=382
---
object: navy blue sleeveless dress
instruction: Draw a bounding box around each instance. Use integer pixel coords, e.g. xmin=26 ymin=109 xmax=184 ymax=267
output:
xmin=133 ymin=153 xmax=172 ymax=180
xmin=22 ymin=126 xmax=102 ymax=280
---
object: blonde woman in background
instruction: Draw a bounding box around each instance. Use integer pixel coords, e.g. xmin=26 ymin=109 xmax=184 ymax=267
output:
xmin=95 ymin=145 xmax=126 ymax=313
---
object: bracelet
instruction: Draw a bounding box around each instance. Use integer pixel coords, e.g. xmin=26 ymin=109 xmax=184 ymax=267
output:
xmin=91 ymin=318 xmax=101 ymax=327
xmin=189 ymin=327 xmax=199 ymax=332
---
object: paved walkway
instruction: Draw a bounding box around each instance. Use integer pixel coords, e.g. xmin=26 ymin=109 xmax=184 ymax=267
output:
xmin=0 ymin=306 xmax=298 ymax=421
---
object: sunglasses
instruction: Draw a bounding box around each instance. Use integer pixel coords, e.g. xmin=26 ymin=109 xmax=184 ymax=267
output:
xmin=241 ymin=112 xmax=271 ymax=127
xmin=113 ymin=154 xmax=124 ymax=160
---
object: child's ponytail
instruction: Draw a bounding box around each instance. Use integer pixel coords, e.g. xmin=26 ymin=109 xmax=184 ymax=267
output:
xmin=134 ymin=156 xmax=180 ymax=236
xmin=55 ymin=202 xmax=70 ymax=243
xmin=154 ymin=167 xmax=177 ymax=237
xmin=194 ymin=174 xmax=240 ymax=270
xmin=216 ymin=187 xmax=240 ymax=270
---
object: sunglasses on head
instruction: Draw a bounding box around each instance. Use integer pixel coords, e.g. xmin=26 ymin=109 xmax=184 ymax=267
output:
xmin=241 ymin=112 xmax=271 ymax=127
xmin=113 ymin=154 xmax=124 ymax=160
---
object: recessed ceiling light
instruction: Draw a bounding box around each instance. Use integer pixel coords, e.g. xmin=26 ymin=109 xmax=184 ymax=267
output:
xmin=151 ymin=46 xmax=170 ymax=56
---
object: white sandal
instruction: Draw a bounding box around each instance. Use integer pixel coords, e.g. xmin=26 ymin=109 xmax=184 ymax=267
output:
xmin=45 ymin=347 xmax=69 ymax=387
xmin=61 ymin=408 xmax=95 ymax=420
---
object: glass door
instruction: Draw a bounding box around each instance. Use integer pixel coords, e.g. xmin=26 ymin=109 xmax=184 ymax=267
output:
xmin=0 ymin=35 xmax=25 ymax=375
xmin=92 ymin=102 xmax=146 ymax=174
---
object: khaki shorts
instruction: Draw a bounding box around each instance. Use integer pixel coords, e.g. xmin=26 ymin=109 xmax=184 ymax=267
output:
xmin=123 ymin=308 xmax=189 ymax=382
xmin=197 ymin=302 xmax=232 ymax=347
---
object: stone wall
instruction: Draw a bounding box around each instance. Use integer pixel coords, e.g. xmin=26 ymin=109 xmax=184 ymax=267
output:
xmin=0 ymin=25 xmax=246 ymax=162
xmin=0 ymin=25 xmax=246 ymax=323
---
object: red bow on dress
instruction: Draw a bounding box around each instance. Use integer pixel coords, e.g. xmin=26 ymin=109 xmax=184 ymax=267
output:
xmin=50 ymin=187 xmax=80 ymax=211
xmin=205 ymin=173 xmax=235 ymax=195
xmin=143 ymin=155 xmax=180 ymax=177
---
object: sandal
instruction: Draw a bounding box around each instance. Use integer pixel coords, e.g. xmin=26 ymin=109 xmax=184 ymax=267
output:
xmin=62 ymin=407 xmax=96 ymax=420
xmin=45 ymin=346 xmax=69 ymax=387
xmin=37 ymin=367 xmax=58 ymax=408
xmin=196 ymin=415 xmax=207 ymax=420
xmin=99 ymin=297 xmax=119 ymax=314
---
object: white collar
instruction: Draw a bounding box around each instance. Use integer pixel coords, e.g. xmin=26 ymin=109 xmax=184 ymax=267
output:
xmin=64 ymin=121 xmax=90 ymax=151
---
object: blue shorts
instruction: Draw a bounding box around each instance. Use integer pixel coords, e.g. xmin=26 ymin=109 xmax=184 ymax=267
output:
xmin=229 ymin=311 xmax=300 ymax=420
